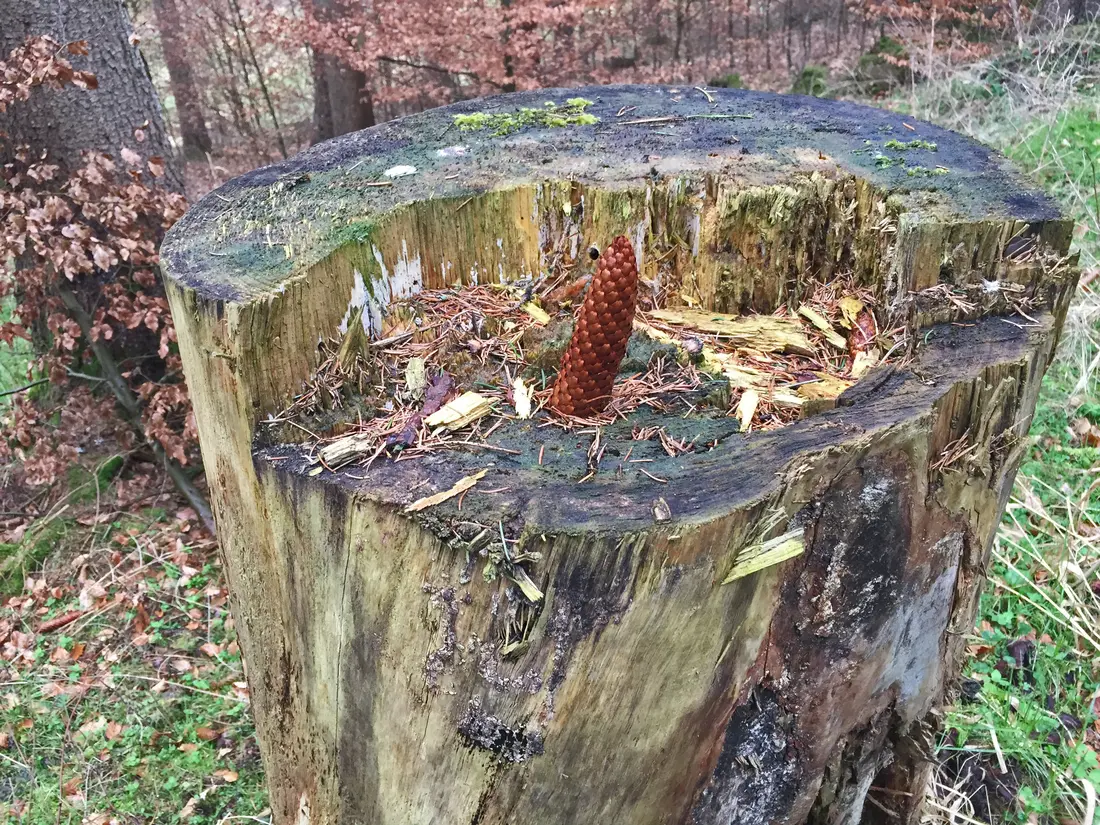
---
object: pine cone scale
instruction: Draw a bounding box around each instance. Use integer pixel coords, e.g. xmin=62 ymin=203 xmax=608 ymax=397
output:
xmin=549 ymin=236 xmax=639 ymax=417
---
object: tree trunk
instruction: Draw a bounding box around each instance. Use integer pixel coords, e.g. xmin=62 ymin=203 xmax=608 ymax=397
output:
xmin=152 ymin=0 xmax=212 ymax=159
xmin=311 ymin=49 xmax=374 ymax=142
xmin=0 ymin=0 xmax=182 ymax=192
xmin=162 ymin=86 xmax=1078 ymax=825
xmin=308 ymin=0 xmax=374 ymax=143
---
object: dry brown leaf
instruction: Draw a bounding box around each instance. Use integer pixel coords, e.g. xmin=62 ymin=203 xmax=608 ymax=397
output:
xmin=76 ymin=716 xmax=106 ymax=741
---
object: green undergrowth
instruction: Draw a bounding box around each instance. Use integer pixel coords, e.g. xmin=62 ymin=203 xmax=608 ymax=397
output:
xmin=0 ymin=498 xmax=269 ymax=822
xmin=0 ymin=297 xmax=33 ymax=396
xmin=936 ymin=355 xmax=1100 ymax=824
xmin=1008 ymin=106 xmax=1100 ymax=265
xmin=0 ymin=519 xmax=75 ymax=599
xmin=902 ymin=53 xmax=1100 ymax=825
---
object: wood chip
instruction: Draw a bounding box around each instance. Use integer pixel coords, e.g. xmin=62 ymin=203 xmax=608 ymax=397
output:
xmin=649 ymin=307 xmax=814 ymax=355
xmin=797 ymin=305 xmax=847 ymax=350
xmin=512 ymin=377 xmax=533 ymax=419
xmin=404 ymin=357 xmax=427 ymax=401
xmin=522 ymin=302 xmax=551 ymax=325
xmin=509 ymin=566 xmax=544 ymax=602
xmin=424 ymin=391 xmax=496 ymax=431
xmin=736 ymin=389 xmax=759 ymax=432
xmin=838 ymin=296 xmax=864 ymax=330
xmin=796 ymin=373 xmax=852 ymax=402
xmin=405 ymin=469 xmax=488 ymax=513
xmin=722 ymin=528 xmax=805 ymax=583
xmin=318 ymin=433 xmax=377 ymax=469
xmin=702 ymin=350 xmax=767 ymax=389
xmin=770 ymin=390 xmax=806 ymax=409
xmin=653 ymin=497 xmax=672 ymax=522
xmin=851 ymin=348 xmax=880 ymax=379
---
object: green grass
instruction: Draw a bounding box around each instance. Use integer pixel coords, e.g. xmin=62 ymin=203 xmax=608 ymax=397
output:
xmin=895 ymin=34 xmax=1100 ymax=824
xmin=1010 ymin=107 xmax=1100 ymax=267
xmin=0 ymin=509 xmax=269 ymax=822
xmin=0 ymin=296 xmax=33 ymax=396
xmin=934 ymin=355 xmax=1100 ymax=823
xmin=2 ymin=667 xmax=266 ymax=823
xmin=0 ymin=519 xmax=75 ymax=599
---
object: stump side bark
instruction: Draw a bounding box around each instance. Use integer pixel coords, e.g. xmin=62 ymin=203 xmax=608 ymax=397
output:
xmin=161 ymin=86 xmax=1078 ymax=825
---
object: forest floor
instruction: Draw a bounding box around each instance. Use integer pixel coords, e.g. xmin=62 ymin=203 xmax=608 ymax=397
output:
xmin=2 ymin=26 xmax=1100 ymax=825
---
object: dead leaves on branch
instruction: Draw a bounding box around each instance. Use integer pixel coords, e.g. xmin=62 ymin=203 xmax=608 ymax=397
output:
xmin=1 ymin=37 xmax=195 ymax=483
xmin=0 ymin=37 xmax=96 ymax=114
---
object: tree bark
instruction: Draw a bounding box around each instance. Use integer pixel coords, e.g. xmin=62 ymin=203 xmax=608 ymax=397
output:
xmin=311 ymin=49 xmax=375 ymax=143
xmin=162 ymin=86 xmax=1078 ymax=825
xmin=308 ymin=0 xmax=374 ymax=143
xmin=0 ymin=0 xmax=182 ymax=192
xmin=151 ymin=0 xmax=212 ymax=160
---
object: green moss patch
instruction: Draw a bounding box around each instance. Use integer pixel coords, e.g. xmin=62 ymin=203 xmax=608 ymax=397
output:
xmin=453 ymin=98 xmax=598 ymax=136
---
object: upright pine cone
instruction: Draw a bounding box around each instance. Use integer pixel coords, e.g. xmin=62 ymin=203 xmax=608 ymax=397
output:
xmin=549 ymin=236 xmax=639 ymax=417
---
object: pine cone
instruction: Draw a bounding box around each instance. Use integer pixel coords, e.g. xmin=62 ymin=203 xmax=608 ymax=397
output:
xmin=549 ymin=236 xmax=639 ymax=417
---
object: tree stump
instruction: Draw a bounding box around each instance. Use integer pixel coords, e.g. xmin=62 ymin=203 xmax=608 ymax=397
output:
xmin=162 ymin=86 xmax=1078 ymax=825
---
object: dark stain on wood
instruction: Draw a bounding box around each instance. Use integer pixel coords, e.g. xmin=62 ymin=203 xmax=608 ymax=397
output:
xmin=336 ymin=584 xmax=384 ymax=823
xmin=458 ymin=698 xmax=545 ymax=763
xmin=691 ymin=687 xmax=802 ymax=824
xmin=546 ymin=534 xmax=643 ymax=694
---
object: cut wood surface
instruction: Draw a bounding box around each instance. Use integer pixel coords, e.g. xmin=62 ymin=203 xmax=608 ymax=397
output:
xmin=161 ymin=86 xmax=1078 ymax=825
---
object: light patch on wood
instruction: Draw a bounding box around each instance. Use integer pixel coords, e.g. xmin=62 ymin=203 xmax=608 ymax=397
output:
xmin=405 ymin=469 xmax=489 ymax=513
xmin=337 ymin=268 xmax=370 ymax=335
xmin=722 ymin=528 xmax=806 ymax=583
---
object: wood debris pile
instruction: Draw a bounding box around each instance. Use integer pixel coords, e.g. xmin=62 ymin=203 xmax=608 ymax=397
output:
xmin=262 ymin=271 xmax=894 ymax=472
